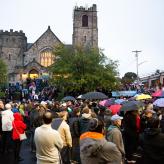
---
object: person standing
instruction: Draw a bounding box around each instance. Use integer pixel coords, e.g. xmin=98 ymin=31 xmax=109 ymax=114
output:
xmin=51 ymin=110 xmax=72 ymax=164
xmin=140 ymin=116 xmax=164 ymax=164
xmin=123 ymin=110 xmax=140 ymax=163
xmin=106 ymin=114 xmax=125 ymax=161
xmin=69 ymin=107 xmax=81 ymax=163
xmin=80 ymin=118 xmax=122 ymax=164
xmin=34 ymin=112 xmax=63 ymax=164
xmin=1 ymin=103 xmax=14 ymax=154
xmin=12 ymin=112 xmax=26 ymax=162
xmin=0 ymin=100 xmax=4 ymax=152
xmin=140 ymin=109 xmax=156 ymax=132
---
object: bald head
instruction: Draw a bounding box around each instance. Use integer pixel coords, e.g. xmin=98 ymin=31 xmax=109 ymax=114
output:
xmin=43 ymin=112 xmax=53 ymax=124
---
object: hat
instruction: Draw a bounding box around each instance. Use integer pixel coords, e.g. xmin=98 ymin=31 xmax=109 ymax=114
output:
xmin=145 ymin=109 xmax=155 ymax=114
xmin=111 ymin=114 xmax=123 ymax=121
xmin=5 ymin=103 xmax=12 ymax=110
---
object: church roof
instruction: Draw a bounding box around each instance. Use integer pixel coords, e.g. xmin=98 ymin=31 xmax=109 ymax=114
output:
xmin=27 ymin=43 xmax=33 ymax=49
xmin=24 ymin=58 xmax=44 ymax=68
xmin=27 ymin=26 xmax=62 ymax=50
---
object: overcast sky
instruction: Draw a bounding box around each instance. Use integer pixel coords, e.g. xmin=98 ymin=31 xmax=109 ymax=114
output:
xmin=1 ymin=0 xmax=164 ymax=77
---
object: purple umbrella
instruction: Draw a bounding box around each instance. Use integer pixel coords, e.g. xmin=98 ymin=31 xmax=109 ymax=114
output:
xmin=153 ymin=98 xmax=164 ymax=107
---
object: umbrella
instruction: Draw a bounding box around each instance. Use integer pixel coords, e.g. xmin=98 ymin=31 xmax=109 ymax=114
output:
xmin=115 ymin=99 xmax=126 ymax=104
xmin=62 ymin=96 xmax=76 ymax=101
xmin=153 ymin=98 xmax=164 ymax=107
xmin=99 ymin=98 xmax=115 ymax=107
xmin=81 ymin=91 xmax=108 ymax=100
xmin=77 ymin=95 xmax=82 ymax=99
xmin=120 ymin=101 xmax=144 ymax=112
xmin=108 ymin=104 xmax=122 ymax=115
xmin=152 ymin=90 xmax=164 ymax=97
xmin=135 ymin=94 xmax=152 ymax=100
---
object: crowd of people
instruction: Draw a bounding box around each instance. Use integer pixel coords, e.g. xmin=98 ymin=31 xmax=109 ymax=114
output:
xmin=0 ymin=91 xmax=164 ymax=164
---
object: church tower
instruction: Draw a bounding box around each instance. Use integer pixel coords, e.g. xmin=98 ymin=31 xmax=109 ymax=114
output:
xmin=73 ymin=4 xmax=98 ymax=48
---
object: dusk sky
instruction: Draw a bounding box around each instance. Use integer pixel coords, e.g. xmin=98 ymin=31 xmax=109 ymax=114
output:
xmin=1 ymin=0 xmax=164 ymax=77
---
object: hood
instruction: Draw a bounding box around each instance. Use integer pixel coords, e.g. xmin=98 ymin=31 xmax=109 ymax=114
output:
xmin=144 ymin=128 xmax=160 ymax=138
xmin=80 ymin=132 xmax=105 ymax=157
xmin=13 ymin=113 xmax=23 ymax=121
xmin=82 ymin=113 xmax=91 ymax=119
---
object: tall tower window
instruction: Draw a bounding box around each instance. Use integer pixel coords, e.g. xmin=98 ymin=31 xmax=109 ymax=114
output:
xmin=84 ymin=36 xmax=86 ymax=43
xmin=82 ymin=15 xmax=88 ymax=27
xmin=8 ymin=54 xmax=11 ymax=60
xmin=40 ymin=48 xmax=54 ymax=67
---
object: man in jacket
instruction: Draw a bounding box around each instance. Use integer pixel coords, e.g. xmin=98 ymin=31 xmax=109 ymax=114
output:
xmin=106 ymin=114 xmax=125 ymax=161
xmin=34 ymin=112 xmax=63 ymax=164
xmin=1 ymin=103 xmax=14 ymax=154
xmin=80 ymin=118 xmax=122 ymax=164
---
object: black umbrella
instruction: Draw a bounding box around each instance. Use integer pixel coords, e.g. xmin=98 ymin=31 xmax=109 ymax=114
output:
xmin=61 ymin=96 xmax=76 ymax=101
xmin=120 ymin=101 xmax=144 ymax=112
xmin=81 ymin=91 xmax=108 ymax=100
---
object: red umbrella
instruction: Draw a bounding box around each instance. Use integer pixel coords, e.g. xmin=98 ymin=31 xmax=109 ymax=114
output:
xmin=108 ymin=104 xmax=122 ymax=115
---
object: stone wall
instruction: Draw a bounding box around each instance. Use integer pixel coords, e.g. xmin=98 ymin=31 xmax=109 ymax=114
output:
xmin=0 ymin=29 xmax=27 ymax=73
xmin=73 ymin=4 xmax=98 ymax=48
xmin=24 ymin=27 xmax=61 ymax=66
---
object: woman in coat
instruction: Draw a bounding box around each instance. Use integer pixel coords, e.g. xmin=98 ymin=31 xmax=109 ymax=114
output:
xmin=12 ymin=112 xmax=26 ymax=162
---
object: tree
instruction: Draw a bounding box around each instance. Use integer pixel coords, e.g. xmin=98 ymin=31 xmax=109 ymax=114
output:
xmin=121 ymin=72 xmax=137 ymax=88
xmin=0 ymin=59 xmax=7 ymax=89
xmin=49 ymin=44 xmax=119 ymax=95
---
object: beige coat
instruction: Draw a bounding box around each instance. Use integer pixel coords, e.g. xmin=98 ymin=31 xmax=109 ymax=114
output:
xmin=34 ymin=124 xmax=63 ymax=164
xmin=57 ymin=120 xmax=72 ymax=147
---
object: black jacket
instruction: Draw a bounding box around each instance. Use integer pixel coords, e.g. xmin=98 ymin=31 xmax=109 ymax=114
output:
xmin=141 ymin=128 xmax=164 ymax=164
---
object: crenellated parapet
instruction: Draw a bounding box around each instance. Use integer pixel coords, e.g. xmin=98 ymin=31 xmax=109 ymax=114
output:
xmin=0 ymin=29 xmax=26 ymax=37
xmin=74 ymin=4 xmax=97 ymax=12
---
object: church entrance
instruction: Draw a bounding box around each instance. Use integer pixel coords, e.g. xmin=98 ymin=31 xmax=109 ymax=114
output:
xmin=29 ymin=69 xmax=39 ymax=79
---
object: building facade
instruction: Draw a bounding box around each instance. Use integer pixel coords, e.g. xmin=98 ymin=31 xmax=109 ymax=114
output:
xmin=0 ymin=4 xmax=98 ymax=84
xmin=140 ymin=71 xmax=164 ymax=89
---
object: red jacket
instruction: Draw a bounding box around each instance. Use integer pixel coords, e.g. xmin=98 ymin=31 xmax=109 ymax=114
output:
xmin=12 ymin=113 xmax=26 ymax=140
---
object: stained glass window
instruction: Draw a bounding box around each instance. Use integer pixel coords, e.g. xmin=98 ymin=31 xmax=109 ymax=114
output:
xmin=40 ymin=49 xmax=54 ymax=67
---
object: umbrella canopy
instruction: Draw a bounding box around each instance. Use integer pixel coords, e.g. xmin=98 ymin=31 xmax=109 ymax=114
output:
xmin=115 ymin=99 xmax=126 ymax=104
xmin=153 ymin=98 xmax=164 ymax=107
xmin=61 ymin=96 xmax=76 ymax=101
xmin=77 ymin=95 xmax=82 ymax=99
xmin=120 ymin=101 xmax=144 ymax=112
xmin=108 ymin=104 xmax=122 ymax=115
xmin=135 ymin=94 xmax=152 ymax=100
xmin=152 ymin=90 xmax=164 ymax=97
xmin=81 ymin=91 xmax=108 ymax=100
xmin=99 ymin=98 xmax=115 ymax=107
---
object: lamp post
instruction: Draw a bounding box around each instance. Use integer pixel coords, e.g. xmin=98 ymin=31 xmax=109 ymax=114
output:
xmin=132 ymin=50 xmax=142 ymax=83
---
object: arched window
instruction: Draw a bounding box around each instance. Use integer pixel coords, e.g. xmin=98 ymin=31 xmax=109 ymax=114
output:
xmin=82 ymin=15 xmax=88 ymax=27
xmin=40 ymin=48 xmax=54 ymax=67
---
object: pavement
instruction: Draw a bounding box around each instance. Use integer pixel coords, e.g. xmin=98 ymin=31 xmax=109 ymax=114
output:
xmin=0 ymin=140 xmax=36 ymax=164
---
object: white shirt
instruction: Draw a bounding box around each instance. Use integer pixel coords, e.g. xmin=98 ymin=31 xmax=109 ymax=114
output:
xmin=1 ymin=109 xmax=14 ymax=131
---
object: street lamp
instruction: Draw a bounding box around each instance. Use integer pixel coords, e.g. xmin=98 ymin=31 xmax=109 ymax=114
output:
xmin=132 ymin=50 xmax=142 ymax=83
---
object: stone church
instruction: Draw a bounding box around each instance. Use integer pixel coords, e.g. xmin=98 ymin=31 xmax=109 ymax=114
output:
xmin=0 ymin=4 xmax=98 ymax=84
